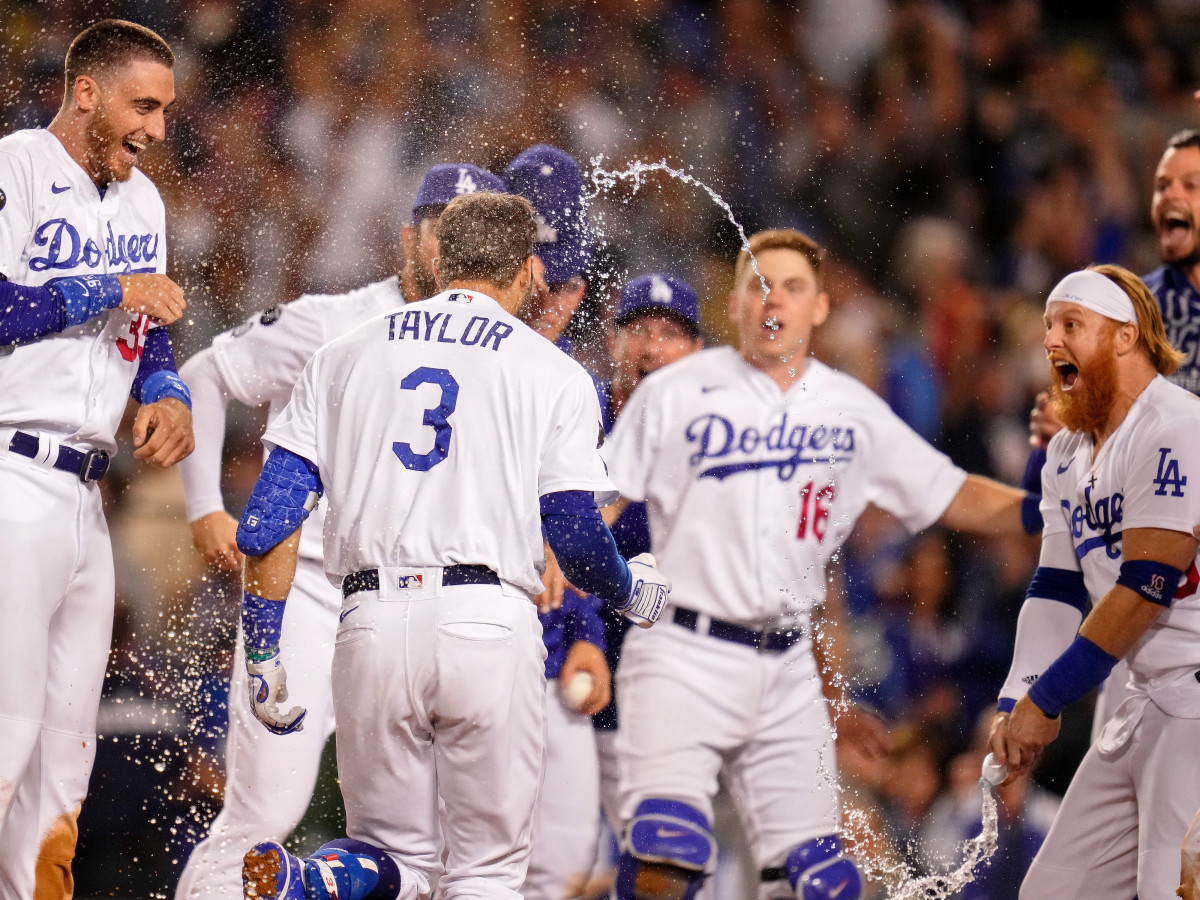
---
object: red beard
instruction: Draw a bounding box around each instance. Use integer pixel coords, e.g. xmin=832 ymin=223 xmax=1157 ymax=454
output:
xmin=1049 ymin=339 xmax=1118 ymax=435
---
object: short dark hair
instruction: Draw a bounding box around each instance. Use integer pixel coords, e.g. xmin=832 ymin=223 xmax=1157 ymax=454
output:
xmin=436 ymin=193 xmax=537 ymax=288
xmin=1167 ymin=129 xmax=1200 ymax=152
xmin=65 ymin=20 xmax=174 ymax=88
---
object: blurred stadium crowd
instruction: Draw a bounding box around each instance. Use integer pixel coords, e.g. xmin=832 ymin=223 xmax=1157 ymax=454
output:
xmin=5 ymin=0 xmax=1200 ymax=896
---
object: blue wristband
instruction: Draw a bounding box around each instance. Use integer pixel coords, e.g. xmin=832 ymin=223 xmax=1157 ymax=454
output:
xmin=141 ymin=369 xmax=193 ymax=410
xmin=46 ymin=274 xmax=123 ymax=328
xmin=1115 ymin=559 xmax=1183 ymax=607
xmin=242 ymin=590 xmax=286 ymax=656
xmin=1026 ymin=634 xmax=1118 ymax=717
xmin=1021 ymin=492 xmax=1043 ymax=535
xmin=997 ymin=697 xmax=1016 ymax=714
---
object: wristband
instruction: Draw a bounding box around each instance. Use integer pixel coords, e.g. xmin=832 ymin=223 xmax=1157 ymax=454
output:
xmin=1026 ymin=566 xmax=1088 ymax=614
xmin=1115 ymin=559 xmax=1183 ymax=607
xmin=1021 ymin=492 xmax=1043 ymax=535
xmin=140 ymin=369 xmax=193 ymax=410
xmin=242 ymin=590 xmax=286 ymax=654
xmin=46 ymin=274 xmax=123 ymax=328
xmin=996 ymin=697 xmax=1016 ymax=714
xmin=1026 ymin=634 xmax=1118 ymax=718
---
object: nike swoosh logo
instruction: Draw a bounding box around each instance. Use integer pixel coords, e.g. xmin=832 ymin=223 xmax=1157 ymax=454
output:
xmin=339 ymin=605 xmax=359 ymax=622
xmin=1057 ymin=458 xmax=1075 ymax=475
xmin=51 ymin=182 xmax=70 ymax=194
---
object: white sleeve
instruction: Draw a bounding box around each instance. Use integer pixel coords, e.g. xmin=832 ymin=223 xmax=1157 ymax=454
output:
xmin=0 ymin=150 xmax=33 ymax=280
xmin=600 ymin=379 xmax=659 ymax=503
xmin=177 ymin=347 xmax=234 ymax=523
xmin=538 ymin=368 xmax=617 ymax=505
xmin=211 ymin=299 xmax=328 ymax=406
xmin=1119 ymin=414 xmax=1200 ymax=534
xmin=862 ymin=400 xmax=968 ymax=532
xmin=261 ymin=353 xmax=322 ymax=466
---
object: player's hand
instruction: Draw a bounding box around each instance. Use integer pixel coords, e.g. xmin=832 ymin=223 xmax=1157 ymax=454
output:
xmin=1029 ymin=390 xmax=1063 ymax=449
xmin=616 ymin=553 xmax=670 ymax=628
xmin=537 ymin=542 xmax=567 ymax=613
xmin=997 ymin=696 xmax=1060 ymax=777
xmin=191 ymin=510 xmax=245 ymax=572
xmin=559 ymin=640 xmax=612 ymax=716
xmin=246 ymin=649 xmax=306 ymax=735
xmin=132 ymin=397 xmax=194 ymax=467
xmin=116 ymin=273 xmax=186 ymax=325
xmin=832 ymin=703 xmax=890 ymax=762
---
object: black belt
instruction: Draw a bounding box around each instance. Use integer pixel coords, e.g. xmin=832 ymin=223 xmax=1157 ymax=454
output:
xmin=8 ymin=431 xmax=110 ymax=483
xmin=672 ymin=607 xmax=801 ymax=654
xmin=343 ymin=565 xmax=500 ymax=597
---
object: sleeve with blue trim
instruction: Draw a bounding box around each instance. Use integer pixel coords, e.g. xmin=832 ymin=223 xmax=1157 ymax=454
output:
xmin=0 ymin=274 xmax=123 ymax=345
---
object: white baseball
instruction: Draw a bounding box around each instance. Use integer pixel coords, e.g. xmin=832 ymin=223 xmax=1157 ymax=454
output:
xmin=561 ymin=671 xmax=595 ymax=711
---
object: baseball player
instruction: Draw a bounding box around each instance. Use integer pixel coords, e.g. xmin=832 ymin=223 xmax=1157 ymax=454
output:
xmin=991 ymin=265 xmax=1200 ymax=900
xmin=0 ymin=19 xmax=193 ymax=899
xmin=233 ymin=193 xmax=669 ymax=900
xmin=599 ymin=228 xmax=1039 ymax=900
xmin=174 ymin=162 xmax=503 ymax=900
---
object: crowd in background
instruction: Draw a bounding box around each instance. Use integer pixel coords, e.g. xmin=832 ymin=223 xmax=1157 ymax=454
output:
xmin=4 ymin=0 xmax=1200 ymax=896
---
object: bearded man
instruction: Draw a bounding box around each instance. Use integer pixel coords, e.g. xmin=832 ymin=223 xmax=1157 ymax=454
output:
xmin=989 ymin=264 xmax=1200 ymax=900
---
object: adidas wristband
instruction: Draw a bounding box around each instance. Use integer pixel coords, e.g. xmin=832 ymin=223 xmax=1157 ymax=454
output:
xmin=1026 ymin=634 xmax=1118 ymax=718
xmin=1115 ymin=559 xmax=1183 ymax=608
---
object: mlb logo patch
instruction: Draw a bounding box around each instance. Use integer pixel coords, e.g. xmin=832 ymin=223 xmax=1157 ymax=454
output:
xmin=446 ymin=291 xmax=474 ymax=303
xmin=397 ymin=574 xmax=424 ymax=589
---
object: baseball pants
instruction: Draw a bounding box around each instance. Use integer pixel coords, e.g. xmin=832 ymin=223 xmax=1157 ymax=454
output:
xmin=332 ymin=570 xmax=546 ymax=900
xmin=522 ymin=680 xmax=602 ymax=900
xmin=615 ymin=615 xmax=839 ymax=887
xmin=176 ymin=557 xmax=340 ymax=899
xmin=0 ymin=452 xmax=114 ymax=900
xmin=1021 ymin=698 xmax=1200 ymax=900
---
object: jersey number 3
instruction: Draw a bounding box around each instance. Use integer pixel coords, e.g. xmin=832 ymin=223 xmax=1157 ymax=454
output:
xmin=393 ymin=367 xmax=460 ymax=471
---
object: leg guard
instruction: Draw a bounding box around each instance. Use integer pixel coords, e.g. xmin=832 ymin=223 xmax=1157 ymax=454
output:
xmin=616 ymin=799 xmax=716 ymax=900
xmin=776 ymin=835 xmax=862 ymax=900
xmin=314 ymin=839 xmax=402 ymax=900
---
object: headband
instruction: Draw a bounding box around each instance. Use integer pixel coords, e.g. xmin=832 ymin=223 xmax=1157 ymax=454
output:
xmin=1046 ymin=270 xmax=1136 ymax=323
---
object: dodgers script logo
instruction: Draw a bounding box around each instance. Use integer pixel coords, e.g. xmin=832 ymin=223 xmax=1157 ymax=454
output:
xmin=1063 ymin=485 xmax=1124 ymax=560
xmin=29 ymin=219 xmax=160 ymax=273
xmin=685 ymin=412 xmax=856 ymax=481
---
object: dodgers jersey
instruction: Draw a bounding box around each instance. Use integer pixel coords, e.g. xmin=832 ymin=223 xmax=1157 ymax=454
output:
xmin=183 ymin=277 xmax=405 ymax=561
xmin=1144 ymin=264 xmax=1200 ymax=396
xmin=0 ymin=129 xmax=167 ymax=452
xmin=264 ymin=288 xmax=616 ymax=596
xmin=1040 ymin=376 xmax=1200 ymax=681
xmin=602 ymin=347 xmax=967 ymax=624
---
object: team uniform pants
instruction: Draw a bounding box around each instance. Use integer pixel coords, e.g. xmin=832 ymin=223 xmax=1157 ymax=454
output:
xmin=1021 ymin=698 xmax=1200 ymax=900
xmin=615 ymin=616 xmax=839 ymax=892
xmin=0 ymin=453 xmax=114 ymax=900
xmin=175 ymin=558 xmax=340 ymax=899
xmin=522 ymin=680 xmax=602 ymax=900
xmin=333 ymin=571 xmax=546 ymax=900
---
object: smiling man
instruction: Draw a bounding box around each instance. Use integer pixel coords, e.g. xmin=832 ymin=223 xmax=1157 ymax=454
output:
xmin=991 ymin=265 xmax=1200 ymax=900
xmin=599 ymin=229 xmax=1036 ymax=900
xmin=0 ymin=18 xmax=193 ymax=900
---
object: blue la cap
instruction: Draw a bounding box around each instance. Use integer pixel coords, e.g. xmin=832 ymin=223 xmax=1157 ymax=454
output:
xmin=615 ymin=273 xmax=701 ymax=335
xmin=504 ymin=144 xmax=592 ymax=284
xmin=412 ymin=163 xmax=505 ymax=223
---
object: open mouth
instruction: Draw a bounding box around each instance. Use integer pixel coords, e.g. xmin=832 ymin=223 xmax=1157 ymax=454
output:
xmin=122 ymin=136 xmax=146 ymax=159
xmin=1163 ymin=211 xmax=1192 ymax=235
xmin=1054 ymin=360 xmax=1079 ymax=391
xmin=763 ymin=316 xmax=781 ymax=332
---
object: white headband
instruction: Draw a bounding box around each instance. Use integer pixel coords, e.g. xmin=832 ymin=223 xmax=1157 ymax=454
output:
xmin=1046 ymin=270 xmax=1136 ymax=323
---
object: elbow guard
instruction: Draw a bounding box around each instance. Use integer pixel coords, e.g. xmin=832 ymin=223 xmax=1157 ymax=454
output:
xmin=236 ymin=447 xmax=324 ymax=556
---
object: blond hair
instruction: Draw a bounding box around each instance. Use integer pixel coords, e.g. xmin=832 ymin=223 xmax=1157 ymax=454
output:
xmin=1088 ymin=264 xmax=1184 ymax=376
xmin=735 ymin=229 xmax=826 ymax=289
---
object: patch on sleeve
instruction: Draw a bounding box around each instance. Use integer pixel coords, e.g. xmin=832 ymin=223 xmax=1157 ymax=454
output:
xmin=259 ymin=304 xmax=284 ymax=326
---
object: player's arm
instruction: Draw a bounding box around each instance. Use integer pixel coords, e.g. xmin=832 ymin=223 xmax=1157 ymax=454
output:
xmin=558 ymin=592 xmax=612 ymax=715
xmin=128 ymin=327 xmax=194 ymax=467
xmin=937 ymin=474 xmax=1043 ymax=536
xmin=541 ymin=489 xmax=668 ymax=628
xmin=998 ymin=526 xmax=1196 ymax=775
xmin=235 ymin=446 xmax=325 ymax=735
xmin=600 ymin=495 xmax=632 ymax=526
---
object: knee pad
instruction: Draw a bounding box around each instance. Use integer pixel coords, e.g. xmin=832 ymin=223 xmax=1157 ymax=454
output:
xmin=616 ymin=799 xmax=716 ymax=900
xmin=778 ymin=835 xmax=862 ymax=900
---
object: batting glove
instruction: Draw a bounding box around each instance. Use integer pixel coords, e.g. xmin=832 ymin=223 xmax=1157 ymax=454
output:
xmin=246 ymin=649 xmax=307 ymax=735
xmin=617 ymin=553 xmax=670 ymax=628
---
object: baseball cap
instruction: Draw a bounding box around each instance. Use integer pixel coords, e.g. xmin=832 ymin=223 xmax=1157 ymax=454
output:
xmin=412 ymin=163 xmax=505 ymax=223
xmin=504 ymin=144 xmax=592 ymax=284
xmin=615 ymin=273 xmax=701 ymax=336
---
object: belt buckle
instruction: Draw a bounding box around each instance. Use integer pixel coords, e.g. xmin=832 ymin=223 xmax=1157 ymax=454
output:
xmin=78 ymin=448 xmax=109 ymax=483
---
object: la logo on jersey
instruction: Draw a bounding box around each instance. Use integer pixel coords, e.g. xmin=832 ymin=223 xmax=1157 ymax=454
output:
xmin=1154 ymin=447 xmax=1187 ymax=497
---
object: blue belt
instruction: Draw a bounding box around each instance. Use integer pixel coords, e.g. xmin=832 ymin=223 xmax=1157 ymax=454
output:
xmin=343 ymin=565 xmax=500 ymax=597
xmin=672 ymin=606 xmax=801 ymax=654
xmin=8 ymin=431 xmax=110 ymax=483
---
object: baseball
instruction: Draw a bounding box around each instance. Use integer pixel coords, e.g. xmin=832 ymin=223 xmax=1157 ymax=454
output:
xmin=561 ymin=671 xmax=595 ymax=712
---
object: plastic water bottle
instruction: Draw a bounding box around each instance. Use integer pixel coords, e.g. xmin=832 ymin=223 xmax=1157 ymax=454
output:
xmin=980 ymin=752 xmax=1009 ymax=788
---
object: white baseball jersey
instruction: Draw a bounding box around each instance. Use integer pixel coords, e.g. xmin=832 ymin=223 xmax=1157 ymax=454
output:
xmin=1040 ymin=375 xmax=1200 ymax=682
xmin=181 ymin=276 xmax=404 ymax=560
xmin=602 ymin=347 xmax=967 ymax=624
xmin=0 ymin=128 xmax=167 ymax=452
xmin=264 ymin=287 xmax=615 ymax=596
